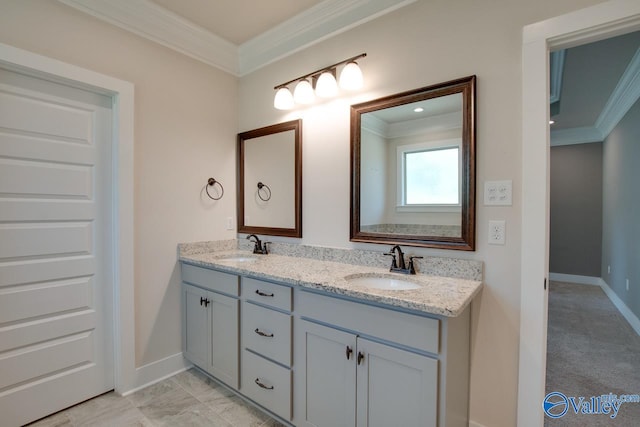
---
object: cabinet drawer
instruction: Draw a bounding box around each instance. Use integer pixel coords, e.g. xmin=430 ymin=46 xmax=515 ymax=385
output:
xmin=297 ymin=290 xmax=440 ymax=355
xmin=243 ymin=302 xmax=292 ymax=366
xmin=243 ymin=277 xmax=292 ymax=312
xmin=182 ymin=264 xmax=239 ymax=296
xmin=242 ymin=350 xmax=291 ymax=421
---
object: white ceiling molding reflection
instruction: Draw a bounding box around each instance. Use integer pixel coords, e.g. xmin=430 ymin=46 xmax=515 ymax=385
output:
xmin=362 ymin=111 xmax=462 ymax=139
xmin=57 ymin=0 xmax=416 ymax=77
xmin=551 ymin=47 xmax=640 ymax=146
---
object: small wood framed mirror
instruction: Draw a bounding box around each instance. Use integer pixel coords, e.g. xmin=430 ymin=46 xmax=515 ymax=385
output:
xmin=237 ymin=119 xmax=302 ymax=238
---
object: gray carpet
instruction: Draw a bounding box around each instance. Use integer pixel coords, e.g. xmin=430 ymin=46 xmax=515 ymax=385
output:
xmin=545 ymin=281 xmax=640 ymax=426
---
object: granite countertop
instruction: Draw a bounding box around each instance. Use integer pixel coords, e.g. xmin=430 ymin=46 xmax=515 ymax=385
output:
xmin=179 ymin=249 xmax=482 ymax=317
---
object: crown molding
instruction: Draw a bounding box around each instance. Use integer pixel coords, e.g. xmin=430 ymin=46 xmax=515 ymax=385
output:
xmin=57 ymin=0 xmax=416 ymax=77
xmin=551 ymin=126 xmax=604 ymax=146
xmin=362 ymin=111 xmax=461 ymax=139
xmin=549 ymin=49 xmax=565 ymax=104
xmin=551 ymin=47 xmax=640 ymax=147
xmin=57 ymin=0 xmax=239 ymax=74
xmin=595 ymin=47 xmax=640 ymax=136
xmin=238 ymin=0 xmax=417 ymax=76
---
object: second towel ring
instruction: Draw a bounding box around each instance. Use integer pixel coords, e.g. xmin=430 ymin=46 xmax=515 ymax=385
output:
xmin=206 ymin=178 xmax=224 ymax=200
xmin=257 ymin=182 xmax=272 ymax=201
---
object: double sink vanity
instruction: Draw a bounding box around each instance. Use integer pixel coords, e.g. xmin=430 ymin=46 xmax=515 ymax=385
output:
xmin=179 ymin=239 xmax=482 ymax=426
xmin=180 ymin=75 xmax=481 ymax=426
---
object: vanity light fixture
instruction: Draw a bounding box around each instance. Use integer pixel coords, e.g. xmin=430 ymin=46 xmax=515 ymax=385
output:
xmin=273 ymin=53 xmax=366 ymax=110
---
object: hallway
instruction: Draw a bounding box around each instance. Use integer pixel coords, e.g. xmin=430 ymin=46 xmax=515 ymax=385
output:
xmin=545 ymin=282 xmax=640 ymax=426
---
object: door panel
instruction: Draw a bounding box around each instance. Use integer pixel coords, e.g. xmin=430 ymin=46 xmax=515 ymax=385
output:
xmin=299 ymin=320 xmax=356 ymax=427
xmin=183 ymin=283 xmax=210 ymax=369
xmin=356 ymin=338 xmax=438 ymax=427
xmin=210 ymin=292 xmax=239 ymax=388
xmin=0 ymin=68 xmax=113 ymax=426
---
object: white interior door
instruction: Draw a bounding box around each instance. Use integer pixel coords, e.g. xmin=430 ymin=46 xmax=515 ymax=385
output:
xmin=0 ymin=67 xmax=114 ymax=427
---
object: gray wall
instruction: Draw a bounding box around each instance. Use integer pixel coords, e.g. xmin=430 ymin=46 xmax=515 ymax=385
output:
xmin=602 ymin=99 xmax=640 ymax=319
xmin=550 ymin=142 xmax=603 ymax=277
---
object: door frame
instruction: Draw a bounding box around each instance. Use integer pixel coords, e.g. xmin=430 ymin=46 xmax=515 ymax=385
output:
xmin=518 ymin=1 xmax=640 ymax=426
xmin=0 ymin=42 xmax=136 ymax=394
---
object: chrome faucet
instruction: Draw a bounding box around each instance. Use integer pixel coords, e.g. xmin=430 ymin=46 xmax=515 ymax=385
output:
xmin=247 ymin=234 xmax=269 ymax=254
xmin=385 ymin=245 xmax=422 ymax=274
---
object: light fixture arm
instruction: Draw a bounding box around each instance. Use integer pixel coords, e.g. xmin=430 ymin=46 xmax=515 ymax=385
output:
xmin=274 ymin=53 xmax=366 ymax=89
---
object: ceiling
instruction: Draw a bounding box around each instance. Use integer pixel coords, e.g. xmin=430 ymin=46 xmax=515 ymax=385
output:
xmin=149 ymin=0 xmax=324 ymax=45
xmin=550 ymin=31 xmax=640 ymax=146
xmin=58 ymin=0 xmax=416 ymax=76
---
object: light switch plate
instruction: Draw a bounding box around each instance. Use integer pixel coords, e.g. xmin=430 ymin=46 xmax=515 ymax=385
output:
xmin=485 ymin=180 xmax=512 ymax=206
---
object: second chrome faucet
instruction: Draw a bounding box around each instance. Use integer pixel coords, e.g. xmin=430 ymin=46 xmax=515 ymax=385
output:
xmin=385 ymin=245 xmax=422 ymax=274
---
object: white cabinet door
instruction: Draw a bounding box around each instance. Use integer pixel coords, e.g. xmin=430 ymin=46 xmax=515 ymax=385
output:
xmin=209 ymin=291 xmax=239 ymax=389
xmin=182 ymin=284 xmax=210 ymax=370
xmin=298 ymin=320 xmax=357 ymax=427
xmin=182 ymin=283 xmax=239 ymax=389
xmin=356 ymin=338 xmax=438 ymax=427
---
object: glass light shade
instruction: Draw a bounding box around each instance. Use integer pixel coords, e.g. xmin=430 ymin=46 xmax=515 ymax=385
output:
xmin=339 ymin=61 xmax=363 ymax=90
xmin=273 ymin=87 xmax=294 ymax=110
xmin=315 ymin=71 xmax=338 ymax=98
xmin=293 ymin=79 xmax=315 ymax=104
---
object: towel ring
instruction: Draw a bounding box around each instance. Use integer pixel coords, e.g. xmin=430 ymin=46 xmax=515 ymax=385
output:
xmin=257 ymin=182 xmax=272 ymax=201
xmin=206 ymin=178 xmax=224 ymax=200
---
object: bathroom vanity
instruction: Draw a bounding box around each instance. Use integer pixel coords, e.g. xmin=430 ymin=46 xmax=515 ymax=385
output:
xmin=179 ymin=242 xmax=481 ymax=427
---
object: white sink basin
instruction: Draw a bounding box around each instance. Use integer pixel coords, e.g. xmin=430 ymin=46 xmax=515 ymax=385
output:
xmin=216 ymin=255 xmax=258 ymax=262
xmin=345 ymin=275 xmax=421 ymax=291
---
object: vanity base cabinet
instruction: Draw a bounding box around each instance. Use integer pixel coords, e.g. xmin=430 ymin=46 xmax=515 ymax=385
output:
xmin=181 ymin=281 xmax=239 ymax=390
xmin=356 ymin=337 xmax=437 ymax=427
xmin=298 ymin=321 xmax=357 ymax=426
xmin=296 ymin=319 xmax=437 ymax=427
xmin=294 ymin=290 xmax=468 ymax=427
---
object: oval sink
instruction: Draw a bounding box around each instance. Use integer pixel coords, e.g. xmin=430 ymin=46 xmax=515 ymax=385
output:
xmin=345 ymin=275 xmax=421 ymax=291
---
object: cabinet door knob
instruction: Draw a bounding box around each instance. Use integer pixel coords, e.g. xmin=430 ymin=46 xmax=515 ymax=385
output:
xmin=204 ymin=298 xmax=210 ymax=307
xmin=346 ymin=346 xmax=353 ymax=360
xmin=254 ymin=328 xmax=274 ymax=338
xmin=255 ymin=289 xmax=274 ymax=297
xmin=357 ymin=351 xmax=365 ymax=365
xmin=200 ymin=297 xmax=205 ymax=306
xmin=254 ymin=378 xmax=274 ymax=390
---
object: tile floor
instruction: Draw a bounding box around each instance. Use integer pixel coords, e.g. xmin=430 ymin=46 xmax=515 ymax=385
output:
xmin=27 ymin=368 xmax=285 ymax=427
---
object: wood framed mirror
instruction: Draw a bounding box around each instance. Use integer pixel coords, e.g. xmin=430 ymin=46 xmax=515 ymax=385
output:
xmin=350 ymin=76 xmax=475 ymax=250
xmin=237 ymin=119 xmax=302 ymax=238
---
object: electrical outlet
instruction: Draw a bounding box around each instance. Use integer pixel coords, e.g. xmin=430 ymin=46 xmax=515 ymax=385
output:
xmin=488 ymin=220 xmax=506 ymax=245
xmin=485 ymin=180 xmax=513 ymax=206
xmin=627 ymin=279 xmax=630 ymax=291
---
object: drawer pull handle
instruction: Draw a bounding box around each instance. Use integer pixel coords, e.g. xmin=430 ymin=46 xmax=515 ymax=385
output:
xmin=255 ymin=290 xmax=274 ymax=297
xmin=255 ymin=378 xmax=274 ymax=390
xmin=357 ymin=351 xmax=365 ymax=365
xmin=254 ymin=328 xmax=274 ymax=338
xmin=346 ymin=346 xmax=353 ymax=360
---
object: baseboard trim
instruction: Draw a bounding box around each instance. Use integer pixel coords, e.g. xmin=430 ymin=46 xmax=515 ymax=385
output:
xmin=599 ymin=278 xmax=640 ymax=337
xmin=549 ymin=272 xmax=601 ymax=286
xmin=469 ymin=420 xmax=488 ymax=427
xmin=120 ymin=352 xmax=192 ymax=396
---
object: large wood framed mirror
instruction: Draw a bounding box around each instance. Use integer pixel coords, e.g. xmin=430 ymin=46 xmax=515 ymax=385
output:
xmin=350 ymin=76 xmax=476 ymax=250
xmin=237 ymin=119 xmax=302 ymax=238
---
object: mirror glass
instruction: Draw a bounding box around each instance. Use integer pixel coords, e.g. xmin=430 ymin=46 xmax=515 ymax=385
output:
xmin=238 ymin=119 xmax=302 ymax=237
xmin=351 ymin=76 xmax=475 ymax=250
